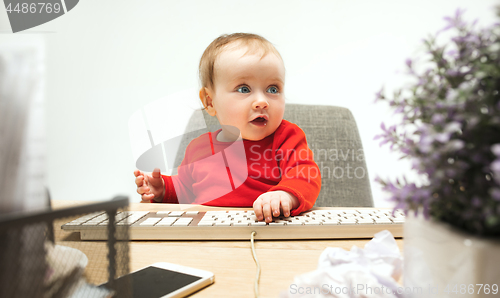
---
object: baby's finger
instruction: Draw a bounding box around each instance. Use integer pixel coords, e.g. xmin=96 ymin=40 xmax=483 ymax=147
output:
xmin=136 ymin=185 xmax=150 ymax=195
xmin=253 ymin=198 xmax=263 ymax=220
xmin=150 ymin=168 xmax=164 ymax=187
xmin=143 ymin=174 xmax=153 ymax=187
xmin=271 ymin=195 xmax=281 ymax=217
xmin=262 ymin=200 xmax=273 ymax=223
xmin=281 ymin=198 xmax=291 ymax=218
xmin=135 ymin=175 xmax=144 ymax=187
xmin=152 ymin=168 xmax=161 ymax=178
xmin=134 ymin=170 xmax=143 ymax=177
xmin=141 ymin=193 xmax=155 ymax=203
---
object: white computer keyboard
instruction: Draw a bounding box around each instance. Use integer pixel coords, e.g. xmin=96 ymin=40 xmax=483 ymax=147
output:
xmin=61 ymin=208 xmax=404 ymax=240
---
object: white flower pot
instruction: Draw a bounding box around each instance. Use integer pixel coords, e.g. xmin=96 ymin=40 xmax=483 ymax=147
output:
xmin=404 ymin=213 xmax=500 ymax=298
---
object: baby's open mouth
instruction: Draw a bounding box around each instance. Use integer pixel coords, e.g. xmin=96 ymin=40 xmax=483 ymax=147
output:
xmin=250 ymin=117 xmax=268 ymax=127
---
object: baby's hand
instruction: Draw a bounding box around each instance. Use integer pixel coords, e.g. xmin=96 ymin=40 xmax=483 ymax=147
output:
xmin=253 ymin=190 xmax=299 ymax=223
xmin=134 ymin=168 xmax=165 ymax=203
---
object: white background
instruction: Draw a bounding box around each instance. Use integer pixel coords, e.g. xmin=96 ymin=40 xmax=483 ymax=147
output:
xmin=0 ymin=0 xmax=498 ymax=207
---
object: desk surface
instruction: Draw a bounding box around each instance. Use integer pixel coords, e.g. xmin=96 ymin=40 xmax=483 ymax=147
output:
xmin=52 ymin=200 xmax=404 ymax=298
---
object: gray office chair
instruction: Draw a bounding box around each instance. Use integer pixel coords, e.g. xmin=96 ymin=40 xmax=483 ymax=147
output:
xmin=172 ymin=104 xmax=373 ymax=207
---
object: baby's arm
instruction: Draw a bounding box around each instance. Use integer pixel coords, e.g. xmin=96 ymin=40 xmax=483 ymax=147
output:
xmin=253 ymin=122 xmax=321 ymax=220
xmin=133 ymin=134 xmax=208 ymax=204
xmin=134 ymin=168 xmax=165 ymax=202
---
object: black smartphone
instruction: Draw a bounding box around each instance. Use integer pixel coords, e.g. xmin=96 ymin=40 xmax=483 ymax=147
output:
xmin=101 ymin=262 xmax=214 ymax=298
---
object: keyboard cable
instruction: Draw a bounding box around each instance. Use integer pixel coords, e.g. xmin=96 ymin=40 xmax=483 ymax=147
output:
xmin=250 ymin=231 xmax=261 ymax=298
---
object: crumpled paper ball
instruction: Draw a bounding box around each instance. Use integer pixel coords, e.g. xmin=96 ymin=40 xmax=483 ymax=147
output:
xmin=281 ymin=230 xmax=403 ymax=298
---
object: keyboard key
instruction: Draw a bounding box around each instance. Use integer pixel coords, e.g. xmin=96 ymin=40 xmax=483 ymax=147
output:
xmin=130 ymin=211 xmax=149 ymax=216
xmin=304 ymin=221 xmax=321 ymax=225
xmin=74 ymin=212 xmax=104 ymax=222
xmin=374 ymin=218 xmax=393 ymax=224
xmin=185 ymin=211 xmax=199 ymax=215
xmin=140 ymin=218 xmax=162 ymax=226
xmin=168 ymin=211 xmax=185 ymax=217
xmin=287 ymin=221 xmax=304 ymax=225
xmin=65 ymin=221 xmax=82 ymax=226
xmin=197 ymin=221 xmax=214 ymax=226
xmin=124 ymin=212 xmax=149 ymax=224
xmin=322 ymin=221 xmax=340 ymax=225
xmin=98 ymin=220 xmax=109 ymax=226
xmin=339 ymin=210 xmax=358 ymax=215
xmin=214 ymin=221 xmax=231 ymax=226
xmin=249 ymin=222 xmax=266 ymax=226
xmin=83 ymin=220 xmax=106 ymax=226
xmin=233 ymin=222 xmax=250 ymax=226
xmin=156 ymin=211 xmax=170 ymax=215
xmin=273 ymin=220 xmax=289 ymax=224
xmin=115 ymin=213 xmax=130 ymax=221
xmin=156 ymin=218 xmax=176 ymax=226
xmin=357 ymin=218 xmax=374 ymax=224
xmin=173 ymin=218 xmax=193 ymax=226
xmin=210 ymin=211 xmax=228 ymax=214
xmin=339 ymin=219 xmax=357 ymax=225
xmin=124 ymin=214 xmax=148 ymax=225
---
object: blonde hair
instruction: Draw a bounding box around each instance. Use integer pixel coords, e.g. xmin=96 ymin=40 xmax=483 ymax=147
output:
xmin=199 ymin=33 xmax=283 ymax=91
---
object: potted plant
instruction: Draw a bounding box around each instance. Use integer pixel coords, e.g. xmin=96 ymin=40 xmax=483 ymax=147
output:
xmin=375 ymin=8 xmax=500 ymax=298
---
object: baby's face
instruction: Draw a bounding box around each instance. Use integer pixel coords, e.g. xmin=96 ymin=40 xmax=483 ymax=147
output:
xmin=205 ymin=46 xmax=285 ymax=141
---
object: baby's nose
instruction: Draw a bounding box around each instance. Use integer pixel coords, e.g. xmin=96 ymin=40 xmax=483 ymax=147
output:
xmin=252 ymin=95 xmax=269 ymax=109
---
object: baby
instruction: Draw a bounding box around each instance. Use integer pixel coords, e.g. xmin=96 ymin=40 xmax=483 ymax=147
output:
xmin=134 ymin=33 xmax=321 ymax=223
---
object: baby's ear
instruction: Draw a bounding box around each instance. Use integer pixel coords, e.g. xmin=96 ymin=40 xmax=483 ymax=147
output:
xmin=199 ymin=87 xmax=216 ymax=116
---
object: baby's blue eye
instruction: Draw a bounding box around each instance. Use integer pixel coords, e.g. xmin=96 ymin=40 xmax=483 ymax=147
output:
xmin=267 ymin=86 xmax=279 ymax=94
xmin=237 ymin=86 xmax=250 ymax=93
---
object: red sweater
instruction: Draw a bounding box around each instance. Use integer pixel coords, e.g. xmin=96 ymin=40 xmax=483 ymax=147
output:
xmin=155 ymin=120 xmax=321 ymax=216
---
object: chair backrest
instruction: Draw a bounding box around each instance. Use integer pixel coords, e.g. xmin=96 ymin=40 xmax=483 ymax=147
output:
xmin=172 ymin=104 xmax=373 ymax=207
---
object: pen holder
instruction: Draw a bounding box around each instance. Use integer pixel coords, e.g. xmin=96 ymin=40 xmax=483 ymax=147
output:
xmin=0 ymin=196 xmax=131 ymax=298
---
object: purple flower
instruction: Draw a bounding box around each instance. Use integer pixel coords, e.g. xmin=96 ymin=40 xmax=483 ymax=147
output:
xmin=418 ymin=136 xmax=433 ymax=153
xmin=439 ymin=8 xmax=467 ymax=33
xmin=405 ymin=58 xmax=412 ymax=68
xmin=446 ymin=49 xmax=458 ymax=57
xmin=472 ymin=153 xmax=485 ymax=163
xmin=491 ymin=188 xmax=500 ymax=201
xmin=446 ymin=69 xmax=460 ymax=76
xmin=393 ymin=106 xmax=404 ymax=114
xmin=444 ymin=140 xmax=465 ymax=152
xmin=431 ymin=114 xmax=445 ymax=124
xmin=467 ymin=116 xmax=480 ymax=128
xmin=435 ymin=132 xmax=451 ymax=143
xmin=374 ymin=87 xmax=385 ymax=103
xmin=444 ymin=122 xmax=461 ymax=134
xmin=491 ymin=144 xmax=500 ymax=157
xmin=445 ymin=168 xmax=458 ymax=178
xmin=446 ymin=89 xmax=458 ymax=100
xmin=492 ymin=159 xmax=500 ymax=173
xmin=472 ymin=196 xmax=482 ymax=208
